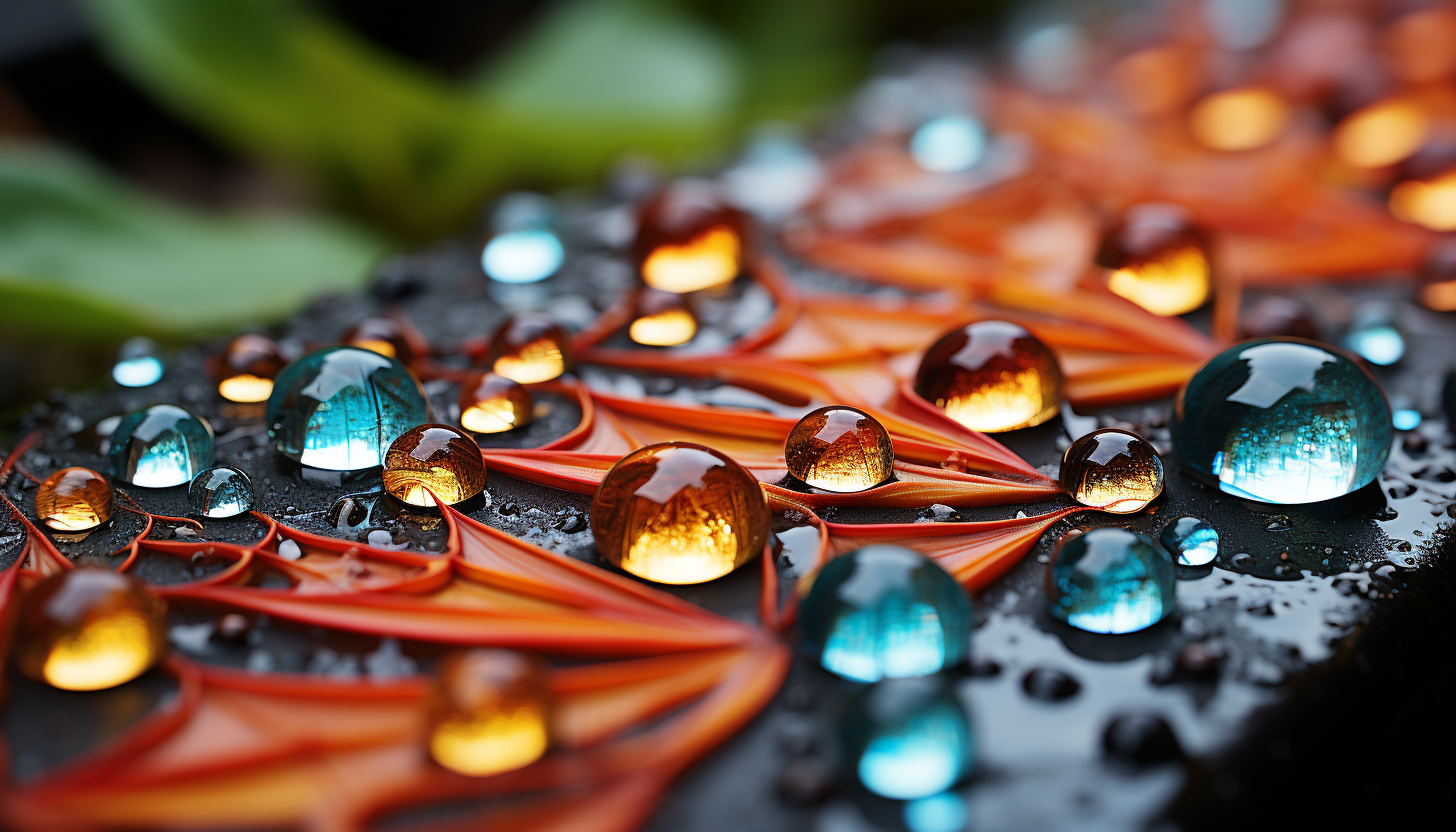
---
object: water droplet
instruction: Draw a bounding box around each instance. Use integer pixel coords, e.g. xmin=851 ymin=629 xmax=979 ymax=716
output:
xmin=1418 ymin=236 xmax=1456 ymax=311
xmin=842 ymin=675 xmax=973 ymax=800
xmin=784 ymin=405 xmax=894 ymax=493
xmin=914 ymin=321 xmax=1063 ymax=433
xmin=1021 ymin=666 xmax=1082 ymax=701
xmin=1102 ymin=713 xmax=1183 ymax=766
xmin=1392 ymin=408 xmax=1422 ymax=431
xmin=629 ymin=288 xmax=698 ymax=346
xmin=109 ymin=405 xmax=215 ymax=487
xmin=1047 ymin=528 xmax=1174 ymax=634
xmin=14 ymin=569 xmax=167 ymax=691
xmin=266 ymin=346 xmax=427 ymax=471
xmin=1173 ymin=338 xmax=1392 ymax=503
xmin=634 ymin=179 xmax=744 ymax=293
xmin=1341 ymin=310 xmax=1405 ymax=366
xmin=1160 ymin=516 xmax=1219 ymax=566
xmin=910 ymin=115 xmax=987 ymax=173
xmin=800 ymin=545 xmax=971 ymax=683
xmin=426 ymin=649 xmax=551 ymax=776
xmin=1096 ymin=204 xmax=1211 ymax=316
xmin=343 ymin=317 xmax=427 ymax=363
xmin=590 ymin=442 xmax=769 ymax=584
xmin=382 ymin=425 xmax=487 ymax=507
xmin=904 ymin=792 xmax=969 ymax=832
xmin=35 ymin=467 xmax=111 ymax=535
xmin=188 ymin=465 xmax=255 ymax=518
xmin=1189 ymin=87 xmax=1289 ymax=151
xmin=112 ymin=337 xmax=163 ymax=387
xmin=214 ymin=334 xmax=287 ymax=403
xmin=1059 ymin=428 xmax=1164 ymax=512
xmin=459 ymin=372 xmax=534 ymax=434
xmin=488 ymin=313 xmax=573 ymax=384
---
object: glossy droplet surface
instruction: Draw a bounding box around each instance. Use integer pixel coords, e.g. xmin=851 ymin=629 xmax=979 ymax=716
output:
xmin=629 ymin=288 xmax=697 ymax=347
xmin=785 ymin=406 xmax=894 ymax=493
xmin=344 ymin=317 xmax=426 ymax=363
xmin=215 ymin=334 xmax=287 ymax=403
xmin=1173 ymin=338 xmax=1392 ymax=503
xmin=1059 ymin=428 xmax=1164 ymax=513
xmin=188 ymin=465 xmax=255 ymax=518
xmin=15 ymin=569 xmax=167 ymax=691
xmin=910 ymin=115 xmax=987 ymax=173
xmin=426 ymin=649 xmax=551 ymax=777
xmin=801 ymin=545 xmax=971 ymax=682
xmin=382 ymin=424 xmax=487 ymax=507
xmin=913 ymin=321 xmax=1063 ymax=433
xmin=1096 ymin=204 xmax=1211 ymax=316
xmin=842 ymin=675 xmax=973 ymax=800
xmin=266 ymin=346 xmax=427 ymax=471
xmin=1160 ymin=516 xmax=1219 ymax=567
xmin=35 ymin=467 xmax=111 ymax=533
xmin=634 ymin=179 xmax=744 ymax=293
xmin=488 ymin=314 xmax=573 ymax=384
xmin=459 ymin=372 xmax=534 ymax=434
xmin=1341 ymin=314 xmax=1405 ymax=366
xmin=591 ymin=442 xmax=769 ymax=585
xmin=112 ymin=337 xmax=163 ymax=387
xmin=1046 ymin=528 xmax=1174 ymax=634
xmin=109 ymin=405 xmax=215 ymax=488
xmin=483 ymin=230 xmax=564 ymax=284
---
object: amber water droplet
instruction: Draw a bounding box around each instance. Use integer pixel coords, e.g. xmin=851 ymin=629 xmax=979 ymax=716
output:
xmin=1390 ymin=170 xmax=1456 ymax=231
xmin=1188 ymin=87 xmax=1289 ymax=151
xmin=1418 ymin=237 xmax=1456 ymax=312
xmin=459 ymin=372 xmax=534 ymax=434
xmin=35 ymin=467 xmax=112 ymax=534
xmin=1096 ymin=204 xmax=1212 ymax=316
xmin=15 ymin=569 xmax=167 ymax=691
xmin=634 ymin=179 xmax=745 ymax=293
xmin=591 ymin=442 xmax=770 ymax=584
xmin=913 ymin=321 xmax=1063 ymax=433
xmin=382 ymin=424 xmax=487 ymax=507
xmin=426 ymin=649 xmax=551 ymax=777
xmin=344 ymin=317 xmax=427 ymax=364
xmin=214 ymin=334 xmax=287 ymax=403
xmin=629 ymin=288 xmax=698 ymax=346
xmin=784 ymin=406 xmax=894 ymax=493
xmin=488 ymin=313 xmax=573 ymax=384
xmin=1059 ymin=428 xmax=1165 ymax=513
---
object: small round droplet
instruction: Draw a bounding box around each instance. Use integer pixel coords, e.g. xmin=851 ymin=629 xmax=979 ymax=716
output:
xmin=109 ymin=405 xmax=215 ymax=488
xmin=784 ymin=405 xmax=894 ymax=493
xmin=909 ymin=115 xmax=987 ymax=173
xmin=483 ymin=230 xmax=565 ymax=284
xmin=188 ymin=465 xmax=256 ymax=518
xmin=590 ymin=442 xmax=769 ymax=585
xmin=1102 ymin=713 xmax=1183 ymax=766
xmin=1160 ymin=516 xmax=1219 ymax=567
xmin=214 ymin=334 xmax=287 ymax=403
xmin=841 ymin=674 xmax=973 ymax=800
xmin=903 ymin=792 xmax=969 ymax=832
xmin=1021 ymin=667 xmax=1082 ymax=701
xmin=35 ymin=467 xmax=112 ymax=534
xmin=914 ymin=321 xmax=1064 ymax=433
xmin=383 ymin=425 xmax=487 ymax=507
xmin=14 ymin=569 xmax=167 ymax=691
xmin=1392 ymin=408 xmax=1422 ymax=431
xmin=1047 ymin=528 xmax=1175 ymax=634
xmin=1096 ymin=204 xmax=1212 ymax=316
xmin=1341 ymin=312 xmax=1405 ymax=366
xmin=800 ymin=545 xmax=971 ymax=682
xmin=634 ymin=179 xmax=745 ymax=294
xmin=1173 ymin=338 xmax=1392 ymax=503
xmin=488 ymin=313 xmax=573 ymax=384
xmin=1188 ymin=87 xmax=1289 ymax=151
xmin=629 ymin=288 xmax=698 ymax=346
xmin=112 ymin=337 xmax=163 ymax=388
xmin=266 ymin=346 xmax=427 ymax=471
xmin=1059 ymin=428 xmax=1164 ymax=513
xmin=344 ymin=317 xmax=427 ymax=364
xmin=459 ymin=372 xmax=534 ymax=434
xmin=426 ymin=649 xmax=551 ymax=777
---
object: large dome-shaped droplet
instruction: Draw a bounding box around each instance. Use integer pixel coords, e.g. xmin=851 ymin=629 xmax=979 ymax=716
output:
xmin=14 ymin=569 xmax=168 ymax=691
xmin=913 ymin=321 xmax=1063 ymax=433
xmin=1095 ymin=204 xmax=1212 ymax=317
xmin=188 ymin=465 xmax=256 ymax=518
xmin=1046 ymin=528 xmax=1174 ymax=634
xmin=35 ymin=467 xmax=112 ymax=534
xmin=383 ymin=424 xmax=487 ymax=507
xmin=1059 ymin=428 xmax=1164 ymax=513
xmin=108 ymin=405 xmax=215 ymax=487
xmin=425 ymin=649 xmax=552 ymax=776
xmin=841 ymin=674 xmax=974 ymax=800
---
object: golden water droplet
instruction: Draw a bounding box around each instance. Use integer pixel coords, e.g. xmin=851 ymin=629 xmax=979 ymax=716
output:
xmin=1097 ymin=204 xmax=1212 ymax=316
xmin=1391 ymin=170 xmax=1456 ymax=231
xmin=426 ymin=649 xmax=551 ymax=777
xmin=382 ymin=424 xmax=487 ymax=507
xmin=1333 ymin=98 xmax=1430 ymax=170
xmin=488 ymin=314 xmax=573 ymax=384
xmin=35 ymin=467 xmax=111 ymax=535
xmin=635 ymin=180 xmax=744 ymax=294
xmin=344 ymin=317 xmax=427 ymax=363
xmin=459 ymin=372 xmax=534 ymax=434
xmin=1419 ymin=238 xmax=1456 ymax=312
xmin=214 ymin=334 xmax=286 ymax=403
xmin=591 ymin=442 xmax=770 ymax=584
xmin=913 ymin=321 xmax=1063 ymax=433
xmin=785 ymin=406 xmax=894 ymax=493
xmin=15 ymin=569 xmax=167 ymax=691
xmin=1189 ymin=88 xmax=1288 ymax=151
xmin=1059 ymin=428 xmax=1164 ymax=513
xmin=629 ymin=289 xmax=698 ymax=346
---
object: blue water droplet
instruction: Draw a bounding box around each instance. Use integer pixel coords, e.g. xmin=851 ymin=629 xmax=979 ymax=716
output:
xmin=843 ymin=675 xmax=973 ymax=800
xmin=1047 ymin=528 xmax=1174 ymax=634
xmin=482 ymin=230 xmax=564 ymax=284
xmin=112 ymin=337 xmax=163 ymax=387
xmin=1341 ymin=322 xmax=1404 ymax=366
xmin=109 ymin=405 xmax=215 ymax=488
xmin=800 ymin=545 xmax=971 ymax=683
xmin=904 ymin=792 xmax=968 ymax=832
xmin=188 ymin=465 xmax=255 ymax=518
xmin=1173 ymin=338 xmax=1392 ymax=504
xmin=1392 ymin=408 xmax=1421 ymax=431
xmin=909 ymin=116 xmax=987 ymax=173
xmin=1160 ymin=516 xmax=1219 ymax=567
xmin=265 ymin=346 xmax=427 ymax=471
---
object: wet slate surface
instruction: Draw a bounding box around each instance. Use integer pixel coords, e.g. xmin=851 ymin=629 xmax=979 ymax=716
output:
xmin=2 ymin=217 xmax=1454 ymax=830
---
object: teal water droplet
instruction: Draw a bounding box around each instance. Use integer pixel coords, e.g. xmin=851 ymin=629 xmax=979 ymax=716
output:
xmin=1047 ymin=528 xmax=1174 ymax=634
xmin=800 ymin=545 xmax=971 ymax=683
xmin=266 ymin=346 xmax=427 ymax=471
xmin=1342 ymin=322 xmax=1404 ymax=366
xmin=112 ymin=337 xmax=163 ymax=387
xmin=188 ymin=465 xmax=255 ymax=518
xmin=108 ymin=405 xmax=214 ymax=488
xmin=904 ymin=792 xmax=968 ymax=832
xmin=1392 ymin=408 xmax=1421 ymax=431
xmin=482 ymin=230 xmax=564 ymax=284
xmin=843 ymin=675 xmax=973 ymax=800
xmin=910 ymin=115 xmax=987 ymax=173
xmin=1160 ymin=516 xmax=1219 ymax=567
xmin=1173 ymin=338 xmax=1392 ymax=504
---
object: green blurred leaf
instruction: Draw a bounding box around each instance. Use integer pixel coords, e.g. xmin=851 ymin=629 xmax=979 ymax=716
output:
xmin=0 ymin=142 xmax=384 ymax=339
